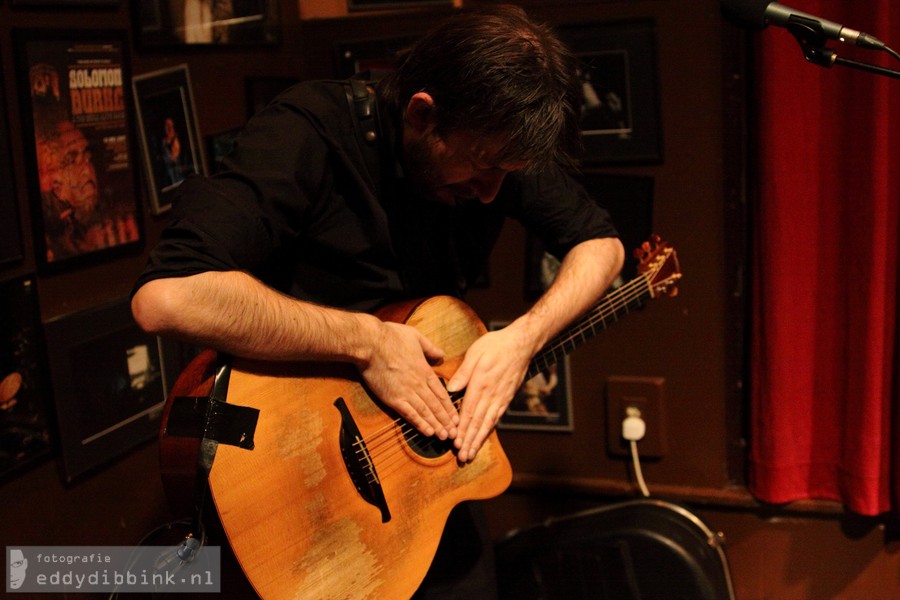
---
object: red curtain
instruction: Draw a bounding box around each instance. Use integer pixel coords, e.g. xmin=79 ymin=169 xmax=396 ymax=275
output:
xmin=749 ymin=0 xmax=900 ymax=516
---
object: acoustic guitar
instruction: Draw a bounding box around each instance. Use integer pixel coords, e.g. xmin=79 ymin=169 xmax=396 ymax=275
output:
xmin=159 ymin=236 xmax=681 ymax=599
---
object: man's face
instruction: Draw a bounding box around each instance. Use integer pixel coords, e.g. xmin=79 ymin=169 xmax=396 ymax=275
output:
xmin=404 ymin=128 xmax=527 ymax=207
xmin=36 ymin=120 xmax=99 ymax=221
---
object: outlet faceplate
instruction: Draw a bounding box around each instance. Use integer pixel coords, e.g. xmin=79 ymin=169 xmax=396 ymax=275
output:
xmin=606 ymin=375 xmax=666 ymax=458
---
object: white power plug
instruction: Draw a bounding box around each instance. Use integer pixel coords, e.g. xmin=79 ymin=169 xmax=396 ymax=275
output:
xmin=622 ymin=406 xmax=646 ymax=441
xmin=622 ymin=406 xmax=650 ymax=497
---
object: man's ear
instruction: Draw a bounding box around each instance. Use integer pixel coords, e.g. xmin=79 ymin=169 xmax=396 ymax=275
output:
xmin=404 ymin=92 xmax=437 ymax=135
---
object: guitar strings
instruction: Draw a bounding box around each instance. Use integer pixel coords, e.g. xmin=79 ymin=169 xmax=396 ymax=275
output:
xmin=354 ymin=269 xmax=659 ymax=482
xmin=358 ymin=272 xmax=655 ymax=482
xmin=355 ymin=271 xmax=655 ymax=481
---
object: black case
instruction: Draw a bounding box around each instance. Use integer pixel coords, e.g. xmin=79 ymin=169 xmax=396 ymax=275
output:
xmin=495 ymin=499 xmax=736 ymax=600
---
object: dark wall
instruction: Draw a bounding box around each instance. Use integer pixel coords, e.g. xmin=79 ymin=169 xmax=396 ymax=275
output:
xmin=1 ymin=0 xmax=734 ymax=488
xmin=1 ymin=2 xmax=897 ymax=599
xmin=467 ymin=0 xmax=737 ymax=492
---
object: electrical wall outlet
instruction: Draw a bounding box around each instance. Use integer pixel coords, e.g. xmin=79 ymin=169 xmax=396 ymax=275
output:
xmin=606 ymin=375 xmax=666 ymax=458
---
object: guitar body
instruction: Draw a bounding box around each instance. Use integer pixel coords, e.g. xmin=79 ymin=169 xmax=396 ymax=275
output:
xmin=160 ymin=237 xmax=682 ymax=599
xmin=164 ymin=296 xmax=513 ymax=599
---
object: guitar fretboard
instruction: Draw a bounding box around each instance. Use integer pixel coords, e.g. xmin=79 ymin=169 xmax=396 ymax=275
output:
xmin=527 ymin=273 xmax=654 ymax=379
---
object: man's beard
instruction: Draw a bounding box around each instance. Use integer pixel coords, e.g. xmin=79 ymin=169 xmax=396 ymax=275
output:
xmin=403 ymin=135 xmax=482 ymax=208
xmin=403 ymin=134 xmax=447 ymax=204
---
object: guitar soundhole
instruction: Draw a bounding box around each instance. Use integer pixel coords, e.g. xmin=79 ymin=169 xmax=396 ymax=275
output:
xmin=403 ymin=428 xmax=455 ymax=459
xmin=402 ymin=380 xmax=457 ymax=459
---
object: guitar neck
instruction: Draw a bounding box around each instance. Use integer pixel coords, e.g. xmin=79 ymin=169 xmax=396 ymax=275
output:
xmin=527 ymin=273 xmax=653 ymax=379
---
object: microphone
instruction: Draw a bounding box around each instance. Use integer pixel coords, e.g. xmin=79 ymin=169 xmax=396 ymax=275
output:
xmin=721 ymin=0 xmax=886 ymax=51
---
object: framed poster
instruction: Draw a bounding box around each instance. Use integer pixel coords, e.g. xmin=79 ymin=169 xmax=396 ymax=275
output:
xmin=490 ymin=321 xmax=574 ymax=432
xmin=132 ymin=64 xmax=207 ymax=214
xmin=13 ymin=30 xmax=143 ymax=272
xmin=558 ymin=19 xmax=663 ymax=165
xmin=0 ymin=59 xmax=24 ymax=268
xmin=0 ymin=277 xmax=52 ymax=481
xmin=133 ymin=0 xmax=281 ymax=47
xmin=43 ymin=298 xmax=167 ymax=482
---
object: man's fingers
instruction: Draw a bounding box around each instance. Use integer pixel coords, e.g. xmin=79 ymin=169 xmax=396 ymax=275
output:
xmin=404 ymin=374 xmax=457 ymax=440
xmin=399 ymin=402 xmax=436 ymax=438
xmin=428 ymin=376 xmax=460 ymax=433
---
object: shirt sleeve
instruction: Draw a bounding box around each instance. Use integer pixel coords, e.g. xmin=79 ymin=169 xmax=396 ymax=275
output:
xmin=503 ymin=167 xmax=619 ymax=259
xmin=133 ymin=96 xmax=331 ymax=294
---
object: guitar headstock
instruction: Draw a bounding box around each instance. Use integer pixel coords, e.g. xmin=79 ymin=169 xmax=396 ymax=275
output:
xmin=634 ymin=235 xmax=681 ymax=298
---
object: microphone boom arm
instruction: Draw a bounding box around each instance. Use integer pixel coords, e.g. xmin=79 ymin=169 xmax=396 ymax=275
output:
xmin=787 ymin=19 xmax=900 ymax=79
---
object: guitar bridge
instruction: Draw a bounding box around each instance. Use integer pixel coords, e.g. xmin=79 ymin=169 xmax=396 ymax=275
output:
xmin=334 ymin=397 xmax=391 ymax=523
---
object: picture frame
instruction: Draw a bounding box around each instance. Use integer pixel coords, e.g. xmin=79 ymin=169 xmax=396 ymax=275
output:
xmin=10 ymin=0 xmax=121 ymax=6
xmin=334 ymin=35 xmax=417 ymax=79
xmin=0 ymin=59 xmax=24 ymax=268
xmin=205 ymin=127 xmax=242 ymax=174
xmin=133 ymin=0 xmax=281 ymax=48
xmin=525 ymin=173 xmax=654 ymax=299
xmin=13 ymin=29 xmax=144 ymax=273
xmin=347 ymin=0 xmax=451 ymax=12
xmin=43 ymin=298 xmax=167 ymax=482
xmin=0 ymin=276 xmax=53 ymax=482
xmin=132 ymin=64 xmax=207 ymax=214
xmin=477 ymin=0 xmax=629 ymax=5
xmin=558 ymin=19 xmax=663 ymax=165
xmin=490 ymin=321 xmax=574 ymax=432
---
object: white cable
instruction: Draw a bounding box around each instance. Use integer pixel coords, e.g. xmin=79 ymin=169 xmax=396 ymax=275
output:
xmin=622 ymin=408 xmax=651 ymax=497
xmin=629 ymin=439 xmax=651 ymax=498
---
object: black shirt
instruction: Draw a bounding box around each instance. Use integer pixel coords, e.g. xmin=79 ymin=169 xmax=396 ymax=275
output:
xmin=135 ymin=80 xmax=618 ymax=312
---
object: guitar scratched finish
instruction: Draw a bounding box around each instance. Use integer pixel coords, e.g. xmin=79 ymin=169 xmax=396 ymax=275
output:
xmin=207 ymin=296 xmax=513 ymax=599
xmin=161 ymin=236 xmax=681 ymax=599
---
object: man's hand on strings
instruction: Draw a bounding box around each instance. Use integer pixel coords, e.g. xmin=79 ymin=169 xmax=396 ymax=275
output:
xmin=359 ymin=322 xmax=459 ymax=440
xmin=447 ymin=324 xmax=533 ymax=462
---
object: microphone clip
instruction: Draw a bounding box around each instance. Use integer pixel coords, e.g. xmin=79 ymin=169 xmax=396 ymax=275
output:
xmin=787 ymin=18 xmax=837 ymax=68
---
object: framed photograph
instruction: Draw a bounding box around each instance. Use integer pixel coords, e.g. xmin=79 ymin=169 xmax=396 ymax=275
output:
xmin=0 ymin=60 xmax=24 ymax=268
xmin=334 ymin=35 xmax=417 ymax=79
xmin=348 ymin=0 xmax=451 ymax=11
xmin=478 ymin=0 xmax=629 ymax=5
xmin=490 ymin=321 xmax=574 ymax=432
xmin=133 ymin=64 xmax=207 ymax=214
xmin=0 ymin=277 xmax=53 ymax=481
xmin=525 ymin=173 xmax=654 ymax=299
xmin=245 ymin=76 xmax=300 ymax=119
xmin=558 ymin=19 xmax=663 ymax=165
xmin=43 ymin=298 xmax=168 ymax=482
xmin=11 ymin=0 xmax=121 ymax=6
xmin=13 ymin=30 xmax=143 ymax=272
xmin=133 ymin=0 xmax=281 ymax=47
xmin=205 ymin=127 xmax=242 ymax=174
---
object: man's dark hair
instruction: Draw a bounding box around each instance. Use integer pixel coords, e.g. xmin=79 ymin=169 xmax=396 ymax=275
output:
xmin=378 ymin=4 xmax=583 ymax=170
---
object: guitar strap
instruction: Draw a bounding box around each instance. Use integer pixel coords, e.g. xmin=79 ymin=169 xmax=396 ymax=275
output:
xmin=344 ymin=76 xmax=382 ymax=195
xmin=165 ymin=354 xmax=259 ymax=536
xmin=342 ymin=77 xmax=468 ymax=298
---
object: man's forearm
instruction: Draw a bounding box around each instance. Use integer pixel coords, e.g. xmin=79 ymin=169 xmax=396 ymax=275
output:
xmin=131 ymin=270 xmax=381 ymax=364
xmin=508 ymin=237 xmax=624 ymax=355
xmin=133 ymin=270 xmax=460 ymax=439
